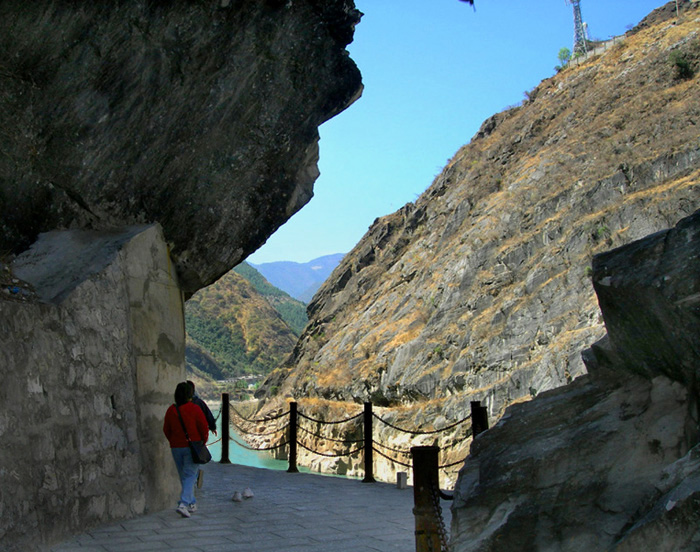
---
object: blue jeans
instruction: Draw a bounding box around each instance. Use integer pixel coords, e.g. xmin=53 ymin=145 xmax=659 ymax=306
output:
xmin=171 ymin=447 xmax=198 ymax=507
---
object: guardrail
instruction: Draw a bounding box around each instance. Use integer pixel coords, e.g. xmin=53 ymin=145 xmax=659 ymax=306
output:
xmin=217 ymin=393 xmax=489 ymax=552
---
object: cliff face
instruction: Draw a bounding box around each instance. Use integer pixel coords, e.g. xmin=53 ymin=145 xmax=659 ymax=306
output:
xmin=0 ymin=1 xmax=362 ymax=549
xmin=0 ymin=0 xmax=362 ymax=295
xmin=451 ymin=210 xmax=700 ymax=551
xmin=256 ymin=1 xmax=700 ymax=483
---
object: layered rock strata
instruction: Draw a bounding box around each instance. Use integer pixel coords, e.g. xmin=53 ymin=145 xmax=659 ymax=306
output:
xmin=451 ymin=209 xmax=700 ymax=551
xmin=255 ymin=2 xmax=700 ymax=486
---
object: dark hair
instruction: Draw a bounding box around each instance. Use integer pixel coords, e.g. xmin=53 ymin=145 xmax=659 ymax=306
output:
xmin=187 ymin=380 xmax=195 ymax=393
xmin=174 ymin=382 xmax=193 ymax=406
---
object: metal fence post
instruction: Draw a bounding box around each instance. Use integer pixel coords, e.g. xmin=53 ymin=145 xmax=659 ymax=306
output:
xmin=471 ymin=400 xmax=489 ymax=437
xmin=220 ymin=393 xmax=231 ymax=464
xmin=363 ymin=402 xmax=376 ymax=483
xmin=287 ymin=401 xmax=299 ymax=473
xmin=411 ymin=446 xmax=443 ymax=552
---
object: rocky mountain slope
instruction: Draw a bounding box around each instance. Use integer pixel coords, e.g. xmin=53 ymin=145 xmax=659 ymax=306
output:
xmin=255 ymin=1 xmax=700 ymax=485
xmin=185 ymin=266 xmax=302 ymax=382
xmin=233 ymin=262 xmax=309 ymax=334
xmin=451 ymin=209 xmax=700 ymax=551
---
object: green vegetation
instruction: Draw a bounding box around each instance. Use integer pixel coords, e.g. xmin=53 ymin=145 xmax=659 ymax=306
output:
xmin=595 ymin=224 xmax=611 ymax=240
xmin=555 ymin=47 xmax=571 ymax=72
xmin=272 ymin=300 xmax=309 ymax=334
xmin=234 ymin=262 xmax=309 ymax=334
xmin=234 ymin=262 xmax=288 ymax=297
xmin=185 ymin=270 xmax=299 ymax=381
xmin=669 ymin=50 xmax=694 ymax=80
xmin=589 ymin=223 xmax=612 ymax=246
xmin=186 ymin=308 xmax=263 ymax=378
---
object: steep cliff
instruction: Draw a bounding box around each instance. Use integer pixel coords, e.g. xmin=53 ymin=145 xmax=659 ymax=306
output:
xmin=0 ymin=1 xmax=362 ymax=549
xmin=451 ymin=209 xmax=700 ymax=551
xmin=256 ymin=1 xmax=700 ymax=484
xmin=0 ymin=0 xmax=362 ymax=295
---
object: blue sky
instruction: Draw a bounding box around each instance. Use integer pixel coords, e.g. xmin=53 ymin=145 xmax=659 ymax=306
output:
xmin=248 ymin=0 xmax=668 ymax=264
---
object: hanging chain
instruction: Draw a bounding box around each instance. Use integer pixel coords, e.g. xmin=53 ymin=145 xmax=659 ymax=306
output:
xmin=430 ymin=479 xmax=450 ymax=552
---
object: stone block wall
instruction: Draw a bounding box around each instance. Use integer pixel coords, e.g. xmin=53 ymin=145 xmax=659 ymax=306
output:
xmin=0 ymin=225 xmax=185 ymax=551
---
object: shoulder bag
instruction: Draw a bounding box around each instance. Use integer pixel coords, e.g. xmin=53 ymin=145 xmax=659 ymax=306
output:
xmin=175 ymin=404 xmax=212 ymax=464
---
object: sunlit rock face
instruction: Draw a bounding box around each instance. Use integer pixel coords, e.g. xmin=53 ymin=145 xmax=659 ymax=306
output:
xmin=255 ymin=2 xmax=700 ymax=488
xmin=451 ymin=210 xmax=700 ymax=552
xmin=0 ymin=0 xmax=362 ymax=295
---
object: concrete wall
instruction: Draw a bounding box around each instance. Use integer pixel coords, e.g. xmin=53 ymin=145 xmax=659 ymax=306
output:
xmin=0 ymin=225 xmax=185 ymax=551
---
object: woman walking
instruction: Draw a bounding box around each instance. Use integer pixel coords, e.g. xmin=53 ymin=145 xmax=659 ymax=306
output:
xmin=163 ymin=381 xmax=209 ymax=517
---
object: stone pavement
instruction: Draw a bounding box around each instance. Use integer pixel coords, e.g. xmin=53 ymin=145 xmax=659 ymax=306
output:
xmin=50 ymin=462 xmax=453 ymax=552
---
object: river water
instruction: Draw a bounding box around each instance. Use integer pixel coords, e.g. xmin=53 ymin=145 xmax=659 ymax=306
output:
xmin=205 ymin=405 xmax=348 ymax=478
xmin=205 ymin=406 xmax=289 ymax=470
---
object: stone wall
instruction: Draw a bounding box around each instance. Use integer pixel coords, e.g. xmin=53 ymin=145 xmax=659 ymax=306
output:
xmin=0 ymin=225 xmax=184 ymax=551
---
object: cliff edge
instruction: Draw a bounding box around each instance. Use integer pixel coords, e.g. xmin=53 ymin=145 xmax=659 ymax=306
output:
xmin=0 ymin=0 xmax=362 ymax=295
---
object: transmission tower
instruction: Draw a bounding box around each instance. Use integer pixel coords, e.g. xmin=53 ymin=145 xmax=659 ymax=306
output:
xmin=566 ymin=0 xmax=589 ymax=56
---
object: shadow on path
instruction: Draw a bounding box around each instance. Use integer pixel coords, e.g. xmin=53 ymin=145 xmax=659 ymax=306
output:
xmin=51 ymin=463 xmax=452 ymax=552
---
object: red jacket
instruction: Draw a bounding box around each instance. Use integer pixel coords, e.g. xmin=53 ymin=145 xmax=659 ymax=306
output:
xmin=163 ymin=401 xmax=209 ymax=448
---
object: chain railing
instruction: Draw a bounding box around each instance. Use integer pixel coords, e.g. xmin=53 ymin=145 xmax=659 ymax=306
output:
xmin=217 ymin=393 xmax=490 ymax=552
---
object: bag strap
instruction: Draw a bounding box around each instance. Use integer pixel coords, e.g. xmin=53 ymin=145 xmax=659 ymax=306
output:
xmin=175 ymin=404 xmax=192 ymax=444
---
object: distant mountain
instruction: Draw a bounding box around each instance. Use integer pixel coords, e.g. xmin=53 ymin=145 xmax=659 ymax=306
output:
xmin=250 ymin=253 xmax=345 ymax=302
xmin=184 ymin=268 xmax=299 ymax=381
xmin=233 ymin=262 xmax=308 ymax=334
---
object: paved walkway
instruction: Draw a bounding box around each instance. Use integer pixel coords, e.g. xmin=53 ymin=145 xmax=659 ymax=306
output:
xmin=50 ymin=463 xmax=452 ymax=552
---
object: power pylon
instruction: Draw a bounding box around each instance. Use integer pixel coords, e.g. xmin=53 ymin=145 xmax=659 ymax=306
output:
xmin=566 ymin=0 xmax=589 ymax=56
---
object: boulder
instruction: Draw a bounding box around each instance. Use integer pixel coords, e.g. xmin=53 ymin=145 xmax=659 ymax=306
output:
xmin=591 ymin=210 xmax=700 ymax=385
xmin=0 ymin=0 xmax=362 ymax=295
xmin=451 ymin=209 xmax=700 ymax=551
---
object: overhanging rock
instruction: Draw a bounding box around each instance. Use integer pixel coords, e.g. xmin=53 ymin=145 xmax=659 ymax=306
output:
xmin=0 ymin=0 xmax=363 ymax=295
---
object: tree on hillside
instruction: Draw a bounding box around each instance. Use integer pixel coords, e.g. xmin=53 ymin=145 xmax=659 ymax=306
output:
xmin=555 ymin=47 xmax=572 ymax=72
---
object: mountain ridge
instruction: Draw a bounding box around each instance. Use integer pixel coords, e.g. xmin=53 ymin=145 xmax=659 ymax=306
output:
xmin=254 ymin=0 xmax=700 ymax=487
xmin=251 ymin=253 xmax=345 ymax=302
xmin=185 ymin=265 xmax=303 ymax=386
xmin=233 ymin=262 xmax=309 ymax=334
